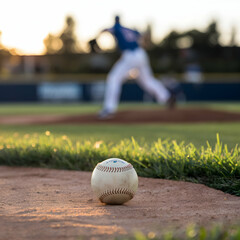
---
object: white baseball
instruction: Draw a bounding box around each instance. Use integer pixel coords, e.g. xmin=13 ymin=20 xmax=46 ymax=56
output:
xmin=91 ymin=158 xmax=138 ymax=205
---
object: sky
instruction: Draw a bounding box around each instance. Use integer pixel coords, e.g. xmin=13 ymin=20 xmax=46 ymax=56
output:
xmin=0 ymin=0 xmax=239 ymax=55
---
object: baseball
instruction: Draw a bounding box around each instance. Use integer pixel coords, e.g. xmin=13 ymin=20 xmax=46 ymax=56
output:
xmin=91 ymin=158 xmax=138 ymax=205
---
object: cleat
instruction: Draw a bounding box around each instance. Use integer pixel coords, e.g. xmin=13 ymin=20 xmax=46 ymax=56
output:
xmin=98 ymin=109 xmax=115 ymax=120
xmin=166 ymin=94 xmax=176 ymax=109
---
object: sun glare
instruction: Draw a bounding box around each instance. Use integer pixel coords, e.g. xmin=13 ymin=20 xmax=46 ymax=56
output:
xmin=2 ymin=33 xmax=45 ymax=55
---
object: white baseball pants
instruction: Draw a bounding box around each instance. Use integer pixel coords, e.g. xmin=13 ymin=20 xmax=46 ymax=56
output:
xmin=103 ymin=47 xmax=170 ymax=112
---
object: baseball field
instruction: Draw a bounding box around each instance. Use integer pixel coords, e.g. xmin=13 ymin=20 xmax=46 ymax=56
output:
xmin=0 ymin=102 xmax=240 ymax=240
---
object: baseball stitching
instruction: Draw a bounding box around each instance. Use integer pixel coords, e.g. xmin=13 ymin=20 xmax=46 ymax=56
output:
xmin=99 ymin=188 xmax=134 ymax=202
xmin=96 ymin=163 xmax=133 ymax=173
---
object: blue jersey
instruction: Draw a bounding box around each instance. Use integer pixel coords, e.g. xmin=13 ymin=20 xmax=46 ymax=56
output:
xmin=105 ymin=23 xmax=141 ymax=51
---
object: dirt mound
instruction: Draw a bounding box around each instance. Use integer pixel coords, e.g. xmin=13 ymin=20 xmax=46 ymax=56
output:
xmin=58 ymin=108 xmax=240 ymax=124
xmin=0 ymin=166 xmax=239 ymax=240
xmin=1 ymin=108 xmax=240 ymax=125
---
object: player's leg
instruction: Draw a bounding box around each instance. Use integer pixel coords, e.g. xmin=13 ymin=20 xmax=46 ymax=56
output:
xmin=136 ymin=49 xmax=171 ymax=104
xmin=103 ymin=63 xmax=125 ymax=113
xmin=99 ymin=53 xmax=132 ymax=118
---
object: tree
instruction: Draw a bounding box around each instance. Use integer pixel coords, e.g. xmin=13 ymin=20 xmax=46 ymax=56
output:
xmin=157 ymin=20 xmax=221 ymax=50
xmin=206 ymin=21 xmax=220 ymax=47
xmin=0 ymin=31 xmax=12 ymax=73
xmin=44 ymin=16 xmax=79 ymax=55
xmin=230 ymin=26 xmax=237 ymax=47
xmin=43 ymin=34 xmax=62 ymax=54
xmin=159 ymin=30 xmax=180 ymax=49
xmin=59 ymin=16 xmax=79 ymax=54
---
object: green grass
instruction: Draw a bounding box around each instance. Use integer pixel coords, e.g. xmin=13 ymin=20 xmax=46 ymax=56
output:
xmin=119 ymin=223 xmax=240 ymax=240
xmin=0 ymin=133 xmax=239 ymax=196
xmin=0 ymin=103 xmax=159 ymax=116
xmin=0 ymin=103 xmax=100 ymax=115
xmin=0 ymin=122 xmax=239 ymax=149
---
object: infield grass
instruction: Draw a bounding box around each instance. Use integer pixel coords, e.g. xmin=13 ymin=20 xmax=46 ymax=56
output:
xmin=0 ymin=122 xmax=240 ymax=149
xmin=121 ymin=223 xmax=240 ymax=240
xmin=0 ymin=101 xmax=240 ymax=115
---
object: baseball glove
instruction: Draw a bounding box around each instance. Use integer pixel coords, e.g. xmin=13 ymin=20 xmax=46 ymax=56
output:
xmin=88 ymin=38 xmax=101 ymax=53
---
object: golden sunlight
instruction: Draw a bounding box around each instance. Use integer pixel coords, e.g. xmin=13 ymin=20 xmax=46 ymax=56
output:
xmin=2 ymin=32 xmax=45 ymax=55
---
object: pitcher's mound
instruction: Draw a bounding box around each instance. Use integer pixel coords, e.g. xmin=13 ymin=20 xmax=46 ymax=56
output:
xmin=59 ymin=108 xmax=240 ymax=124
xmin=1 ymin=108 xmax=240 ymax=125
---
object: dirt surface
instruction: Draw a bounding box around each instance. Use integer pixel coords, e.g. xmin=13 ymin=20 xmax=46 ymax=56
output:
xmin=0 ymin=166 xmax=240 ymax=240
xmin=1 ymin=108 xmax=240 ymax=125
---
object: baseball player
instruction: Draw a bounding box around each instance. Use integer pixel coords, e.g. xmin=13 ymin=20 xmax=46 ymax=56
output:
xmin=96 ymin=16 xmax=175 ymax=119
